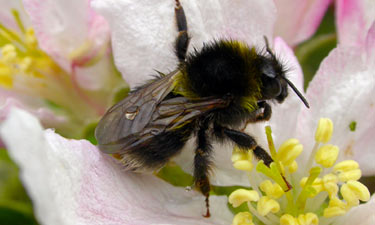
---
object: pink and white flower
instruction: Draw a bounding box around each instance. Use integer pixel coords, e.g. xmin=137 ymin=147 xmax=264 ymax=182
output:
xmin=0 ymin=0 xmax=374 ymax=224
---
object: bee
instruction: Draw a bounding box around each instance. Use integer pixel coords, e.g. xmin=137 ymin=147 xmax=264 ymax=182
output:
xmin=95 ymin=0 xmax=309 ymax=217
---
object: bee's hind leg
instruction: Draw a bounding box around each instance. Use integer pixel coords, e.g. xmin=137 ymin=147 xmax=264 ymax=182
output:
xmin=194 ymin=119 xmax=213 ymax=217
xmin=174 ymin=0 xmax=190 ymax=62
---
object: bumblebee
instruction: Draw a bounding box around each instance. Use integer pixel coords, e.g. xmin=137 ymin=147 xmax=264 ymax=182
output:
xmin=95 ymin=0 xmax=309 ymax=217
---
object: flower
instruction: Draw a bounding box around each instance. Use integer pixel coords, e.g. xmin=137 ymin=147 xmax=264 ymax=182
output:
xmin=273 ymin=0 xmax=333 ymax=46
xmin=1 ymin=108 xmax=233 ymax=225
xmin=0 ymin=0 xmax=125 ymax=138
xmin=1 ymin=0 xmax=374 ymax=224
xmin=228 ymin=118 xmax=373 ymax=224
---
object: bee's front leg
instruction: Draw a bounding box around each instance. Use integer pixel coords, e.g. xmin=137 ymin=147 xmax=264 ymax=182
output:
xmin=255 ymin=101 xmax=272 ymax=122
xmin=215 ymin=125 xmax=273 ymax=166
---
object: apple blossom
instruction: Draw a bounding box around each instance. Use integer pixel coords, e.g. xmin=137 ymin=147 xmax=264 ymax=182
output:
xmin=0 ymin=0 xmax=125 ymax=137
xmin=0 ymin=0 xmax=374 ymax=224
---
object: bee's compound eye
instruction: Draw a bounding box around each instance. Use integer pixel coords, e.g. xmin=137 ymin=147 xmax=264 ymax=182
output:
xmin=261 ymin=76 xmax=282 ymax=98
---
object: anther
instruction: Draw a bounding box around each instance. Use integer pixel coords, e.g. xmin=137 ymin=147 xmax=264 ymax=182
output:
xmin=315 ymin=144 xmax=339 ymax=168
xmin=232 ymin=212 xmax=254 ymax=225
xmin=340 ymin=180 xmax=370 ymax=206
xmin=257 ymin=196 xmax=280 ymax=216
xmin=232 ymin=146 xmax=253 ymax=171
xmin=229 ymin=189 xmax=259 ymax=208
xmin=277 ymin=138 xmax=303 ymax=166
xmin=315 ymin=118 xmax=333 ymax=143
xmin=297 ymin=213 xmax=319 ymax=225
xmin=260 ymin=180 xmax=284 ymax=199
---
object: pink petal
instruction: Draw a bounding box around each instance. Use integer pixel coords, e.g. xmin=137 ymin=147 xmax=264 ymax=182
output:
xmin=333 ymin=195 xmax=375 ymax=225
xmin=23 ymin=0 xmax=111 ymax=90
xmin=297 ymin=45 xmax=375 ymax=175
xmin=274 ymin=0 xmax=332 ymax=46
xmin=267 ymin=37 xmax=305 ymax=147
xmin=0 ymin=108 xmax=232 ymax=225
xmin=92 ymin=0 xmax=276 ymax=88
xmin=336 ymin=0 xmax=375 ymax=47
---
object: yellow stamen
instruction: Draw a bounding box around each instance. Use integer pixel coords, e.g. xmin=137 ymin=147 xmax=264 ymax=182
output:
xmin=322 ymin=174 xmax=339 ymax=197
xmin=259 ymin=180 xmax=284 ymax=199
xmin=280 ymin=214 xmax=298 ymax=225
xmin=333 ymin=160 xmax=359 ymax=172
xmin=315 ymin=118 xmax=333 ymax=143
xmin=257 ymin=196 xmax=280 ymax=216
xmin=337 ymin=169 xmax=361 ymax=182
xmin=300 ymin=177 xmax=324 ymax=197
xmin=314 ymin=144 xmax=339 ymax=168
xmin=232 ymin=146 xmax=253 ymax=171
xmin=229 ymin=189 xmax=259 ymax=208
xmin=333 ymin=160 xmax=361 ymax=182
xmin=232 ymin=212 xmax=254 ymax=225
xmin=1 ymin=44 xmax=17 ymax=63
xmin=297 ymin=213 xmax=319 ymax=225
xmin=229 ymin=118 xmax=370 ymax=224
xmin=323 ymin=197 xmax=348 ymax=218
xmin=288 ymin=161 xmax=298 ymax=173
xmin=277 ymin=138 xmax=303 ymax=166
xmin=25 ymin=28 xmax=37 ymax=48
xmin=340 ymin=180 xmax=370 ymax=206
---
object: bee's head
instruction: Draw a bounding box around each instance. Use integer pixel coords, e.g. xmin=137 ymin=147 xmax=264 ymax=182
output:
xmin=259 ymin=57 xmax=288 ymax=103
xmin=259 ymin=37 xmax=309 ymax=108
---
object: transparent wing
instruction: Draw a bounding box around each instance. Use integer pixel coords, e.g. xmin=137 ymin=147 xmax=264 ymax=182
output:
xmin=95 ymin=70 xmax=179 ymax=150
xmin=96 ymin=95 xmax=230 ymax=154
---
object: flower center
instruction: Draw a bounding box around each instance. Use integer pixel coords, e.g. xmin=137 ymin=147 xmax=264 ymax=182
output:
xmin=229 ymin=118 xmax=370 ymax=225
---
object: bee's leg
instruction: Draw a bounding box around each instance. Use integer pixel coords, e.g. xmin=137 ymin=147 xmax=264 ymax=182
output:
xmin=214 ymin=125 xmax=273 ymax=166
xmin=194 ymin=119 xmax=212 ymax=217
xmin=174 ymin=0 xmax=190 ymax=62
xmin=255 ymin=101 xmax=272 ymax=122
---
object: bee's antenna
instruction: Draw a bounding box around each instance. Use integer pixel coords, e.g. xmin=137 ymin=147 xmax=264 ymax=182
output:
xmin=281 ymin=76 xmax=310 ymax=108
xmin=263 ymin=36 xmax=276 ymax=60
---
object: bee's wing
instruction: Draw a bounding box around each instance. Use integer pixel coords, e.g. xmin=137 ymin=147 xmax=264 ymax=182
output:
xmin=97 ymin=95 xmax=230 ymax=154
xmin=95 ymin=70 xmax=179 ymax=150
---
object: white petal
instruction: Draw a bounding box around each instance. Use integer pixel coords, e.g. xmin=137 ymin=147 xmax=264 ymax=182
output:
xmin=0 ymin=108 xmax=232 ymax=225
xmin=92 ymin=0 xmax=276 ymax=88
xmin=298 ymin=45 xmax=375 ymax=174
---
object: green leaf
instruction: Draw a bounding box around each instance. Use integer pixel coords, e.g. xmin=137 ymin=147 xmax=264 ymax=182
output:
xmin=0 ymin=205 xmax=38 ymax=225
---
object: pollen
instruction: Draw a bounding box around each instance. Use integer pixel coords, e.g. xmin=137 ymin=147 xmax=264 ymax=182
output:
xmin=229 ymin=118 xmax=370 ymax=224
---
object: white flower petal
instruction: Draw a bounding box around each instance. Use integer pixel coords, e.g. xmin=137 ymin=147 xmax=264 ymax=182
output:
xmin=0 ymin=108 xmax=232 ymax=225
xmin=274 ymin=0 xmax=332 ymax=45
xmin=297 ymin=45 xmax=375 ymax=174
xmin=92 ymin=0 xmax=276 ymax=88
xmin=333 ymin=194 xmax=375 ymax=225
